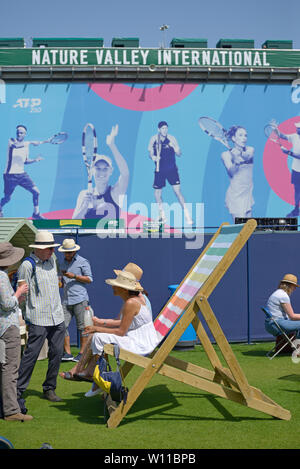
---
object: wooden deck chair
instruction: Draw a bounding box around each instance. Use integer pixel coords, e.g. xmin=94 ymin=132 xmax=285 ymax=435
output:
xmin=104 ymin=220 xmax=291 ymax=427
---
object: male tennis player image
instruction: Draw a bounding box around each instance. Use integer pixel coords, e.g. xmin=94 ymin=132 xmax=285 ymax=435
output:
xmin=221 ymin=125 xmax=254 ymax=222
xmin=271 ymin=121 xmax=300 ymax=217
xmin=0 ymin=125 xmax=45 ymax=219
xmin=72 ymin=124 xmax=129 ymax=220
xmin=148 ymin=121 xmax=193 ymax=225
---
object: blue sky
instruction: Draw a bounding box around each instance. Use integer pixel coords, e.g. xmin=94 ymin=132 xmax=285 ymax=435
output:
xmin=0 ymin=0 xmax=299 ymax=49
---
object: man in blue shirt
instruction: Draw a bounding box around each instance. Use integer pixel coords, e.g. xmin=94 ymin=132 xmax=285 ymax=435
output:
xmin=58 ymin=238 xmax=93 ymax=362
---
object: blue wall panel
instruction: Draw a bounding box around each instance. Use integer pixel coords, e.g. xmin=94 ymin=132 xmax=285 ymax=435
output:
xmin=56 ymin=231 xmax=300 ymax=346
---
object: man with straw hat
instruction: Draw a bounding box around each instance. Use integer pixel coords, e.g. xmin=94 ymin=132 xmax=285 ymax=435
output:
xmin=0 ymin=242 xmax=33 ymax=421
xmin=58 ymin=238 xmax=93 ymax=363
xmin=17 ymin=231 xmax=65 ymax=404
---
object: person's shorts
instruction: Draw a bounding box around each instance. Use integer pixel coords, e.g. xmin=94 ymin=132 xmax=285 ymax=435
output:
xmin=153 ymin=166 xmax=180 ymax=189
xmin=63 ymin=300 xmax=88 ymax=336
xmin=291 ymin=170 xmax=300 ymax=186
xmin=3 ymin=172 xmax=36 ymax=196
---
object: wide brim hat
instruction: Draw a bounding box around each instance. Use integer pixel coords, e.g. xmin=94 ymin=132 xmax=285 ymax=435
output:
xmin=281 ymin=273 xmax=300 ymax=287
xmin=105 ymin=270 xmax=143 ymax=292
xmin=29 ymin=230 xmax=60 ymax=249
xmin=0 ymin=242 xmax=25 ymax=267
xmin=114 ymin=262 xmax=143 ymax=279
xmin=58 ymin=238 xmax=80 ymax=252
xmin=114 ymin=263 xmax=143 ymax=290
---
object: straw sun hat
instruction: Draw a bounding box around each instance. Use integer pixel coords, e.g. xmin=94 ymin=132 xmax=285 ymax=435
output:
xmin=58 ymin=239 xmax=80 ymax=252
xmin=105 ymin=270 xmax=143 ymax=292
xmin=0 ymin=242 xmax=25 ymax=267
xmin=29 ymin=231 xmax=60 ymax=249
xmin=113 ymin=263 xmax=143 ymax=290
xmin=114 ymin=262 xmax=143 ymax=281
xmin=281 ymin=274 xmax=300 ymax=287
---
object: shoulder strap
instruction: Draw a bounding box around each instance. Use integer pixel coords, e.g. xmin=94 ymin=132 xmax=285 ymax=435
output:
xmin=24 ymin=257 xmax=36 ymax=276
xmin=113 ymin=344 xmax=121 ymax=369
xmin=24 ymin=256 xmax=39 ymax=293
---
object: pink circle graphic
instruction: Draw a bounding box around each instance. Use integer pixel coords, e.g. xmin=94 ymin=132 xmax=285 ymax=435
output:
xmin=263 ymin=117 xmax=300 ymax=204
xmin=89 ymin=83 xmax=198 ymax=111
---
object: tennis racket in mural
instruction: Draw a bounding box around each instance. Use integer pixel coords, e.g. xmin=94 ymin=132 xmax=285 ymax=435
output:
xmin=264 ymin=124 xmax=290 ymax=151
xmin=155 ymin=133 xmax=162 ymax=172
xmin=82 ymin=123 xmax=98 ymax=209
xmin=264 ymin=124 xmax=281 ymax=144
xmin=42 ymin=132 xmax=68 ymax=144
xmin=198 ymin=117 xmax=231 ymax=149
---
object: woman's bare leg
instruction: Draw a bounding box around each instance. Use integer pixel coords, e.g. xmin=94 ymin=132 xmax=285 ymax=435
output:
xmin=60 ymin=335 xmax=93 ymax=378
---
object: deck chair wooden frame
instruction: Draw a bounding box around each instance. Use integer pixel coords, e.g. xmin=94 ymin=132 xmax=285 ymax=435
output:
xmin=104 ymin=220 xmax=291 ymax=427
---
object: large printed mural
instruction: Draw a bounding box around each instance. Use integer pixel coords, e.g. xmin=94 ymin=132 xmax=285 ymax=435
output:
xmin=0 ymin=81 xmax=299 ymax=228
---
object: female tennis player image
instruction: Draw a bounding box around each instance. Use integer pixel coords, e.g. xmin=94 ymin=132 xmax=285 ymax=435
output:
xmin=72 ymin=124 xmax=129 ymax=220
xmin=221 ymin=126 xmax=254 ymax=221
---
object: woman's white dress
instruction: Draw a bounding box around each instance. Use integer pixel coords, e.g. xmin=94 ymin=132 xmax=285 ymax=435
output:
xmin=225 ymin=162 xmax=254 ymax=217
xmin=91 ymin=302 xmax=159 ymax=356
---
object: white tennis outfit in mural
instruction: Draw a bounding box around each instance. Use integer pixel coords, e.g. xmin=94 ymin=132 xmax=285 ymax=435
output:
xmin=4 ymin=140 xmax=30 ymax=174
xmin=225 ymin=161 xmax=254 ymax=218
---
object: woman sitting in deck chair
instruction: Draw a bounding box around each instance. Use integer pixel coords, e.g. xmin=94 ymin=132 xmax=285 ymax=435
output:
xmin=60 ymin=264 xmax=158 ymax=391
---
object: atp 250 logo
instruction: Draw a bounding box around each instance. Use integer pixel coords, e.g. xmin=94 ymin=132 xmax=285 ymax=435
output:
xmin=13 ymin=98 xmax=42 ymax=113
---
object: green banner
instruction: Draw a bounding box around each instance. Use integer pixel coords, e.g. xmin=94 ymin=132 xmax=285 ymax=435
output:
xmin=0 ymin=48 xmax=300 ymax=68
xmin=32 ymin=219 xmax=124 ymax=230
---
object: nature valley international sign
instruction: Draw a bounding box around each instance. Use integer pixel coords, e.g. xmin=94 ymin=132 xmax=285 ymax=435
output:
xmin=0 ymin=48 xmax=300 ymax=68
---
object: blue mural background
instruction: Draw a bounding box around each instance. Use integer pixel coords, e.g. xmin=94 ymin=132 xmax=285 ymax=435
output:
xmin=0 ymin=82 xmax=299 ymax=226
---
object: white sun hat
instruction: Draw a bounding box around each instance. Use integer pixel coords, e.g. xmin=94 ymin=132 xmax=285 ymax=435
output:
xmin=58 ymin=238 xmax=80 ymax=252
xmin=29 ymin=231 xmax=60 ymax=249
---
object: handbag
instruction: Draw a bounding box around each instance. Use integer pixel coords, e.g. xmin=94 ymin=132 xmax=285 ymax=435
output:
xmin=93 ymin=344 xmax=128 ymax=421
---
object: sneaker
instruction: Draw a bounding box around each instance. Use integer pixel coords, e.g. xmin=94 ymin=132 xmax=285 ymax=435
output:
xmin=43 ymin=390 xmax=62 ymax=402
xmin=4 ymin=412 xmax=33 ymax=421
xmin=85 ymin=384 xmax=102 ymax=398
xmin=61 ymin=352 xmax=74 ymax=362
xmin=32 ymin=212 xmax=45 ymax=220
xmin=73 ymin=353 xmax=82 ymax=362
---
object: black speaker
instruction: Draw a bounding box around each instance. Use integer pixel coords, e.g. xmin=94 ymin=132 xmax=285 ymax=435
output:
xmin=235 ymin=217 xmax=298 ymax=231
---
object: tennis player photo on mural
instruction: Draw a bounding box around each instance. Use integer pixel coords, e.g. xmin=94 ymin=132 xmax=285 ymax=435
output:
xmin=0 ymin=124 xmax=67 ymax=220
xmin=72 ymin=124 xmax=129 ymax=220
xmin=199 ymin=117 xmax=254 ymax=221
xmin=148 ymin=120 xmax=194 ymax=226
xmin=266 ymin=119 xmax=300 ymax=217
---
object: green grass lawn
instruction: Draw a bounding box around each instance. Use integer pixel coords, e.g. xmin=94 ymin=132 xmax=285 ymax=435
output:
xmin=1 ymin=342 xmax=300 ymax=449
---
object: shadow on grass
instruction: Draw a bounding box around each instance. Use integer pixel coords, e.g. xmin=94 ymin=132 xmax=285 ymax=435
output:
xmin=278 ymin=374 xmax=300 ymax=383
xmin=241 ymin=349 xmax=271 ymax=357
xmin=241 ymin=349 xmax=293 ymax=358
xmin=124 ymin=390 xmax=273 ymax=426
xmin=39 ymin=382 xmax=275 ymax=427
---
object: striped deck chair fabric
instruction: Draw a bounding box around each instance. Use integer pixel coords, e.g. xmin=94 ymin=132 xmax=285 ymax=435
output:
xmin=154 ymin=224 xmax=245 ymax=343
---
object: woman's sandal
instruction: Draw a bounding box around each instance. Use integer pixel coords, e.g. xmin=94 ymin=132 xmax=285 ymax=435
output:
xmin=73 ymin=372 xmax=94 ymax=382
xmin=59 ymin=371 xmax=80 ymax=381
